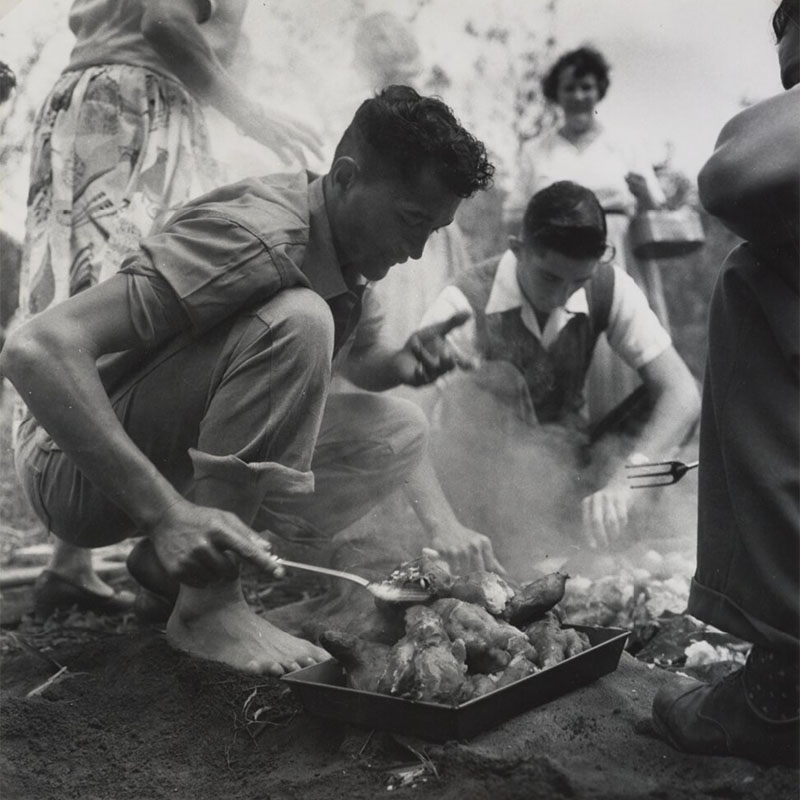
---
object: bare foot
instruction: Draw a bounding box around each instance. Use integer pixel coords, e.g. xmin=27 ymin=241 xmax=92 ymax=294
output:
xmin=166 ymin=583 xmax=329 ymax=676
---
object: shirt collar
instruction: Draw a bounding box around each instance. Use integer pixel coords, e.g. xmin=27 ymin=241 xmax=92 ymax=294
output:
xmin=485 ymin=249 xmax=526 ymax=314
xmin=303 ymin=173 xmax=351 ymax=300
xmin=485 ymin=249 xmax=589 ymax=340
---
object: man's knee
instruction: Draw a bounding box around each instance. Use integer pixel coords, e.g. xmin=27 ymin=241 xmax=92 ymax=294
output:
xmin=212 ymin=287 xmax=333 ymax=432
xmin=252 ymin=288 xmax=334 ymax=381
xmin=195 ymin=287 xmax=334 ymax=469
xmin=349 ymin=393 xmax=429 ymax=467
xmin=315 ymin=392 xmax=429 ymax=479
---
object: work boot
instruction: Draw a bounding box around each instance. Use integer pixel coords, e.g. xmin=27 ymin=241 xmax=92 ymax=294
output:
xmin=652 ymin=660 xmax=799 ymax=766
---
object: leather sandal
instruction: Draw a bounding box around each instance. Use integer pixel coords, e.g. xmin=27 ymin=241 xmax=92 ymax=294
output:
xmin=33 ymin=570 xmax=136 ymax=620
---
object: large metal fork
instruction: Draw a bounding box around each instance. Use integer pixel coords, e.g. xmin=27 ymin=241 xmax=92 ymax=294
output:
xmin=625 ymin=459 xmax=699 ymax=488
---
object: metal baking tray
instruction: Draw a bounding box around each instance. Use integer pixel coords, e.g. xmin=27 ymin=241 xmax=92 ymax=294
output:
xmin=283 ymin=625 xmax=629 ymax=742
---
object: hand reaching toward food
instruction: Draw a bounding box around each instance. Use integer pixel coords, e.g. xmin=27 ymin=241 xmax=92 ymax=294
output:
xmin=429 ymin=522 xmax=506 ymax=576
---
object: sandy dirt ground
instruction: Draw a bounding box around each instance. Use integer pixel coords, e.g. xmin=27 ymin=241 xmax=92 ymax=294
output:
xmin=1 ymin=387 xmax=797 ymax=799
xmin=2 ymin=621 xmax=798 ymax=800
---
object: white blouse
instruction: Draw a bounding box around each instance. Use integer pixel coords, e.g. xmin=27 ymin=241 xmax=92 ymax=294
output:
xmin=503 ymin=124 xmax=665 ymax=225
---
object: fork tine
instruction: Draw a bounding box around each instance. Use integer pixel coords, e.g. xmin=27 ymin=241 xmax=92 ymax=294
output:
xmin=625 ymin=459 xmax=698 ymax=487
xmin=624 ymin=461 xmax=675 ymax=475
xmin=625 ymin=466 xmax=673 ymax=479
xmin=629 ymin=478 xmax=678 ymax=488
xmin=626 ymin=460 xmax=678 ymax=486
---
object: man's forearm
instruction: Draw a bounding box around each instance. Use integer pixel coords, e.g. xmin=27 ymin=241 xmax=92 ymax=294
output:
xmin=626 ymin=350 xmax=701 ymax=464
xmin=630 ymin=392 xmax=698 ymax=464
xmin=630 ymin=384 xmax=700 ymax=465
xmin=141 ymin=2 xmax=260 ymax=138
xmin=2 ymin=324 xmax=184 ymax=532
xmin=402 ymin=454 xmax=461 ymax=535
xmin=341 ymin=346 xmax=410 ymax=392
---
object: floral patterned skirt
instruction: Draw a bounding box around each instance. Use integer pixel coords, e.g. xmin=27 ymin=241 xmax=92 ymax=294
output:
xmin=19 ymin=64 xmax=221 ymax=318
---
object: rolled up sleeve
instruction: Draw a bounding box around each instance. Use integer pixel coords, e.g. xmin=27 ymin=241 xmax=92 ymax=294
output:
xmin=137 ymin=211 xmax=291 ymax=335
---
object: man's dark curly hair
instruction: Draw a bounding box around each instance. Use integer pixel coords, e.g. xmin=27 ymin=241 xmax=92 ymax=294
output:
xmin=541 ymin=46 xmax=611 ymax=103
xmin=334 ymin=84 xmax=494 ymax=198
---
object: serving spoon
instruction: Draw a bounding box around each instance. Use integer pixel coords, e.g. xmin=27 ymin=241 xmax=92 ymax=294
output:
xmin=276 ymin=558 xmax=431 ymax=603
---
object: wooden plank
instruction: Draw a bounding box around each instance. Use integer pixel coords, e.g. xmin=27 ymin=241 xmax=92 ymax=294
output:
xmin=0 ymin=560 xmax=128 ymax=589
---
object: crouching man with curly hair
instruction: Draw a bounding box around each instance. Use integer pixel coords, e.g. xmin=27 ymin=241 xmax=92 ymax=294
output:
xmin=1 ymin=86 xmax=494 ymax=676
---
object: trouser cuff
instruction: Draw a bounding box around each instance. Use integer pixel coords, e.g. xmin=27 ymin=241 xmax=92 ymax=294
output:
xmin=188 ymin=448 xmax=315 ymax=496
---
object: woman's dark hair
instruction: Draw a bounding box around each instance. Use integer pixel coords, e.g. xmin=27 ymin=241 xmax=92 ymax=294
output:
xmin=334 ymin=85 xmax=494 ymax=198
xmin=773 ymin=0 xmax=799 ymax=41
xmin=522 ymin=181 xmax=608 ymax=260
xmin=541 ymin=46 xmax=611 ymax=103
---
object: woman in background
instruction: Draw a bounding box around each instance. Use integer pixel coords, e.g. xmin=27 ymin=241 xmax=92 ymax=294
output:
xmin=21 ymin=0 xmax=321 ymax=315
xmin=504 ymin=46 xmax=668 ymax=422
xmin=17 ymin=0 xmax=322 ymax=618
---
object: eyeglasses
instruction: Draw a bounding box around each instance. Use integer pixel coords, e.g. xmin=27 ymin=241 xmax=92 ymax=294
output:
xmin=598 ymin=244 xmax=616 ymax=265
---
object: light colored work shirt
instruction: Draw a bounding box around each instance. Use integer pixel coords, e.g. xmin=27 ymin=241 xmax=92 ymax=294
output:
xmin=504 ymin=124 xmax=665 ymax=225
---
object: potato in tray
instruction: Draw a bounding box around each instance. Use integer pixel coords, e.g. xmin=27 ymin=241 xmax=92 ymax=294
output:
xmin=319 ymin=554 xmax=590 ymax=704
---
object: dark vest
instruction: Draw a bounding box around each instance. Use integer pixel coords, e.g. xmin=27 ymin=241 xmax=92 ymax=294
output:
xmin=455 ymin=255 xmax=614 ymax=423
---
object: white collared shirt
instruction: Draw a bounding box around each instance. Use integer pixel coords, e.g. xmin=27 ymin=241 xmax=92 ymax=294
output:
xmin=420 ymin=249 xmax=670 ymax=374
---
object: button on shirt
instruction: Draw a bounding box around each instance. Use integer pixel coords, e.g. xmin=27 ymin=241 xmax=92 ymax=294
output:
xmin=420 ymin=249 xmax=670 ymax=375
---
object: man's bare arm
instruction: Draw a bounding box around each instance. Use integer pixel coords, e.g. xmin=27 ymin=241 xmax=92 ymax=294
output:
xmin=141 ymin=0 xmax=322 ymax=163
xmin=698 ymin=85 xmax=800 ymax=248
xmin=402 ymin=454 xmax=506 ymax=575
xmin=581 ymin=346 xmax=700 ymax=548
xmin=628 ymin=346 xmax=701 ymax=462
xmin=341 ymin=311 xmax=473 ymax=391
xmin=2 ymin=276 xmax=183 ymax=530
xmin=0 ymin=275 xmax=277 ymax=584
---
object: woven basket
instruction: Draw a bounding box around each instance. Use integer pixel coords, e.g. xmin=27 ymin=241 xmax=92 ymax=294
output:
xmin=629 ymin=208 xmax=705 ymax=260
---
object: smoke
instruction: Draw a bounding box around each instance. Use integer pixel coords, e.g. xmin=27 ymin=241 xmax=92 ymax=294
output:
xmin=428 ymin=370 xmax=699 ymax=584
